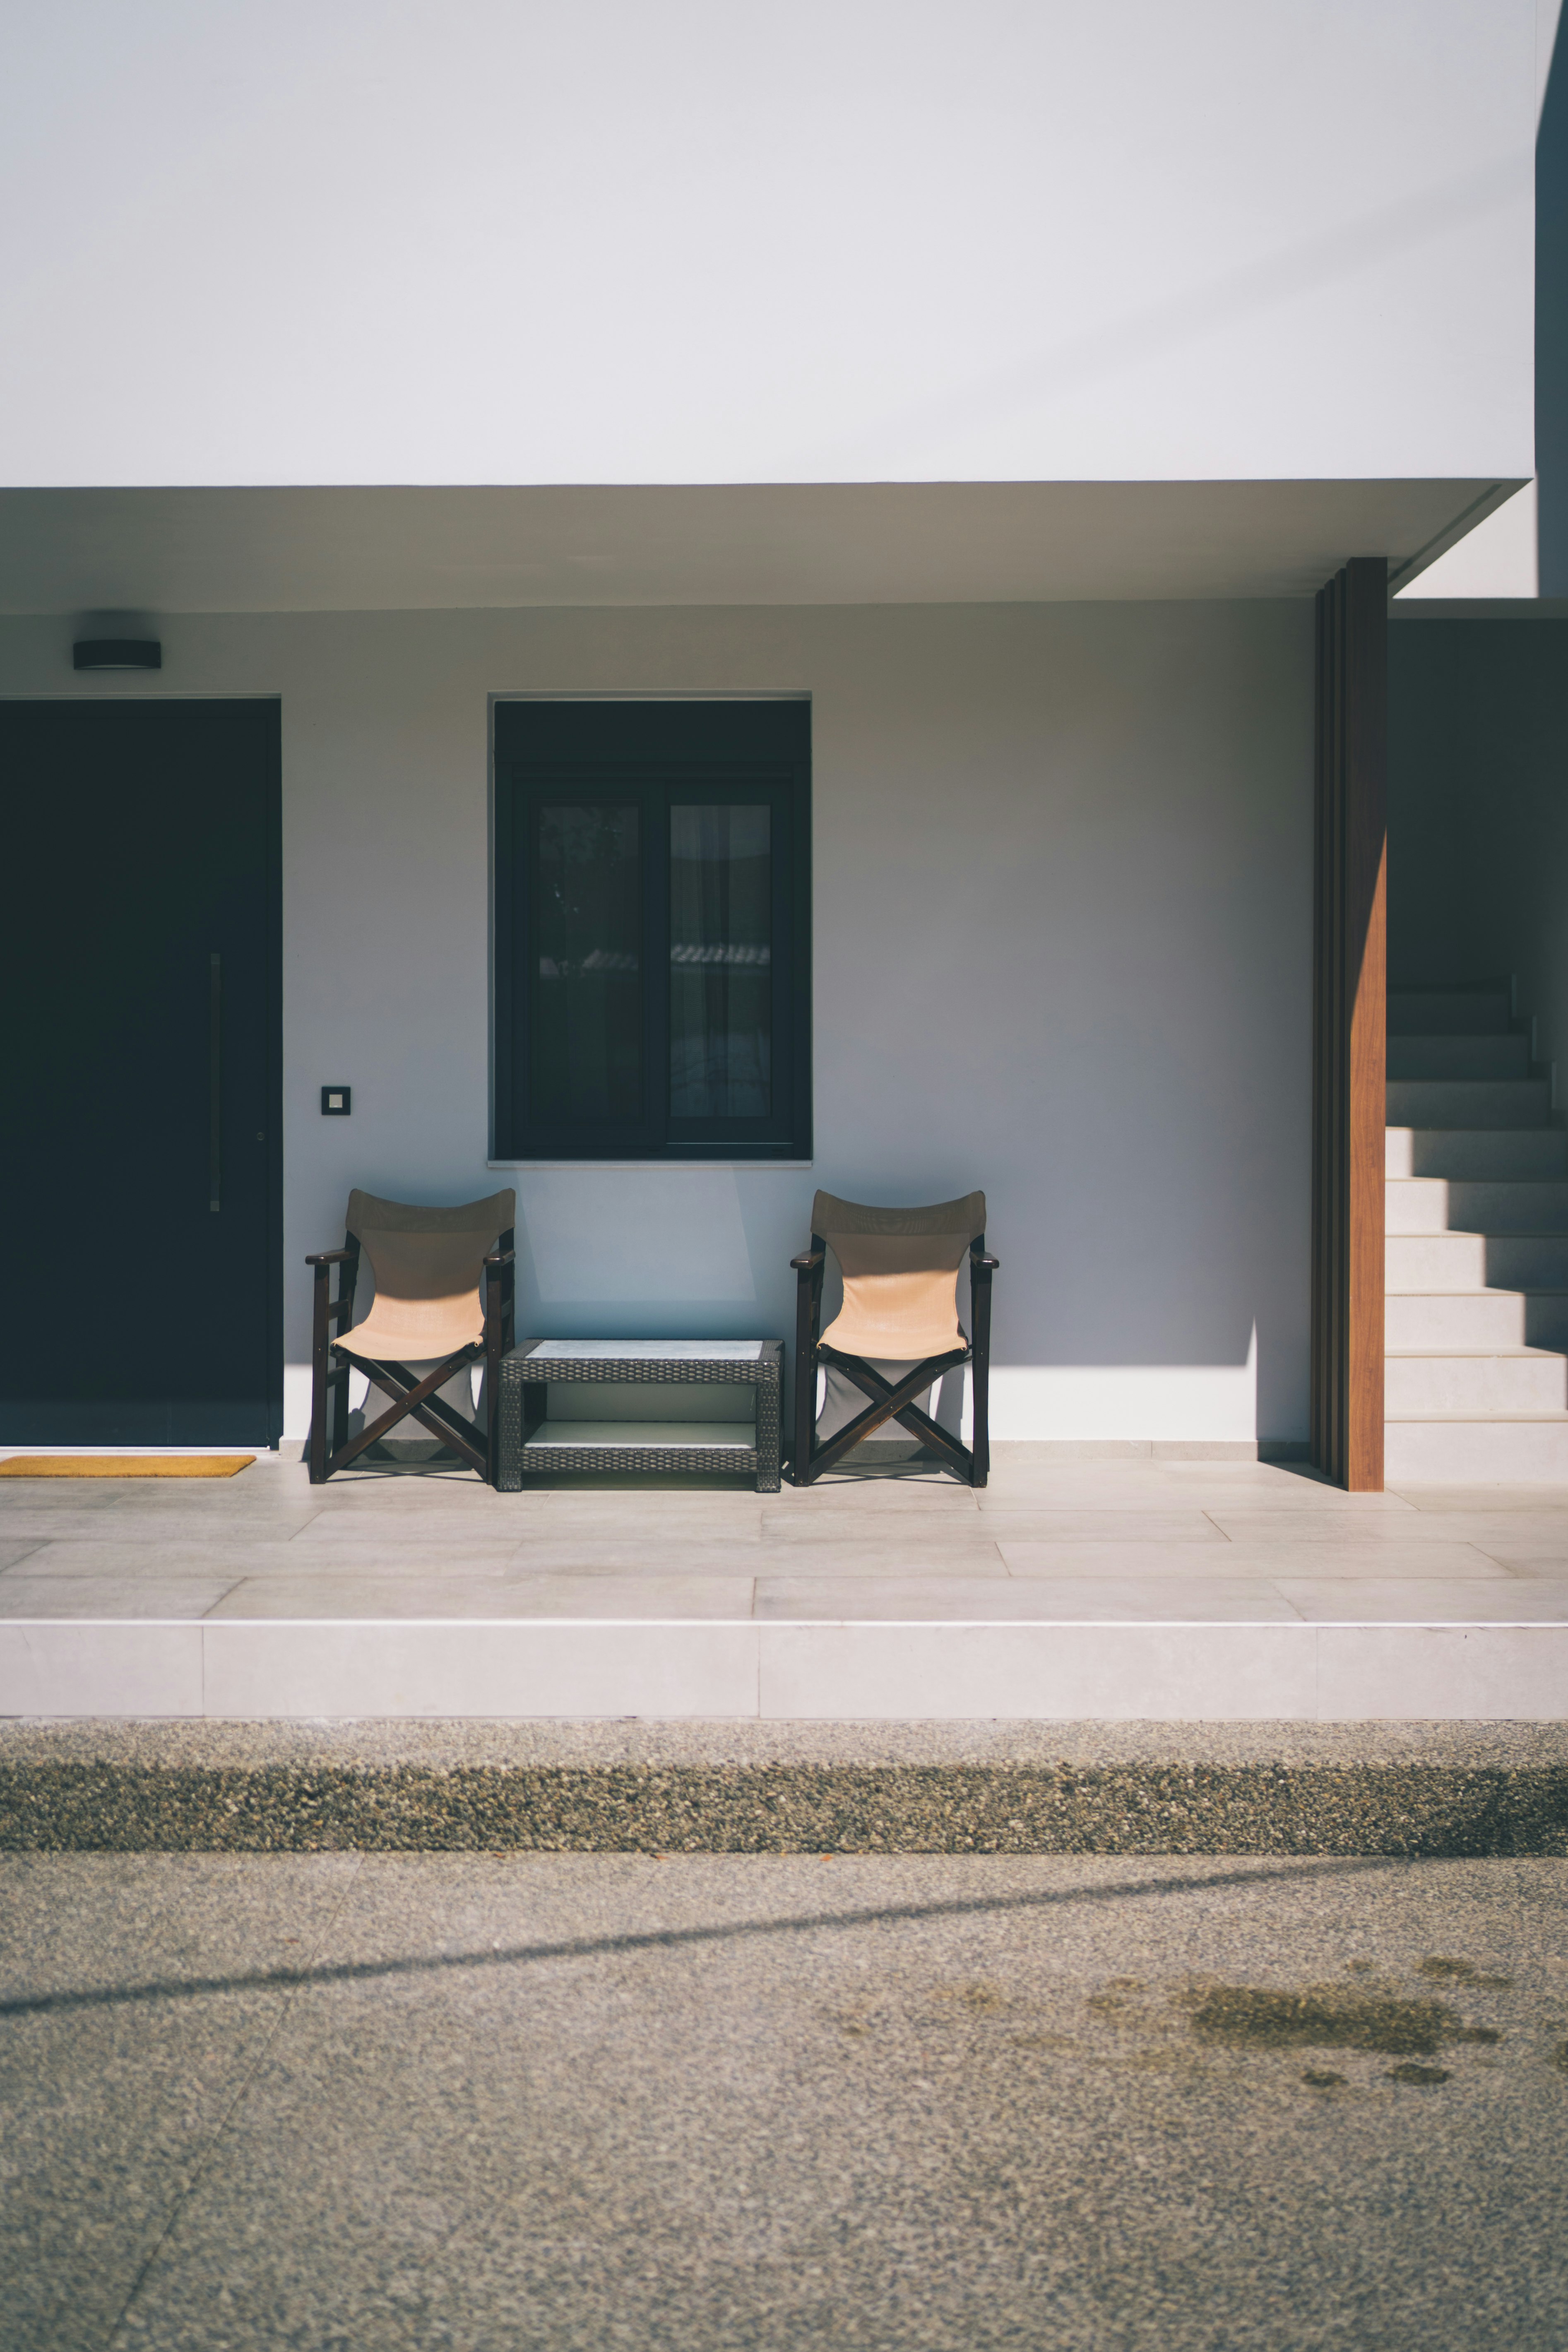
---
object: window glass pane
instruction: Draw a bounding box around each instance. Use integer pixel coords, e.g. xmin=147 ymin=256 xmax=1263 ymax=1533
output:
xmin=531 ymin=802 xmax=642 ymax=1124
xmin=669 ymin=803 xmax=772 ymax=1120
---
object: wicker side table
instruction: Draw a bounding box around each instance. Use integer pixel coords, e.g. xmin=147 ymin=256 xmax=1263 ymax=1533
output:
xmin=496 ymin=1340 xmax=782 ymax=1493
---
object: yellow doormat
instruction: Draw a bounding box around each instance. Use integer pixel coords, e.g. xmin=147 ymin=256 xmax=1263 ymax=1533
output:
xmin=0 ymin=1455 xmax=255 ymax=1477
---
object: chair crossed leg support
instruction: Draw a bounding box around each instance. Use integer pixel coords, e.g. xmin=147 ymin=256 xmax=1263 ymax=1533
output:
xmin=325 ymin=1347 xmax=488 ymax=1480
xmin=799 ymin=1343 xmax=974 ymax=1484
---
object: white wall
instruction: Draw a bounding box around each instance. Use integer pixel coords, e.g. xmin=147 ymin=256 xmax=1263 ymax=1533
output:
xmin=1393 ymin=0 xmax=1566 ymax=598
xmin=0 ymin=601 xmax=1313 ymax=1445
xmin=0 ymin=0 xmax=1534 ymax=489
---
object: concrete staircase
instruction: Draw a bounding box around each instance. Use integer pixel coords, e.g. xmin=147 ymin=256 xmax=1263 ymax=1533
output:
xmin=1385 ymin=984 xmax=1568 ymax=1479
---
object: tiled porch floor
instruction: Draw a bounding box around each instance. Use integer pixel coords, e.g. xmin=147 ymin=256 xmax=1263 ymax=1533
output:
xmin=2 ymin=1451 xmax=1566 ymax=1718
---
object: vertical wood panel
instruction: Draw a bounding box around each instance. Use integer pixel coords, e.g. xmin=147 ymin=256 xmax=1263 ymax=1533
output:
xmin=1311 ymin=558 xmax=1386 ymax=1490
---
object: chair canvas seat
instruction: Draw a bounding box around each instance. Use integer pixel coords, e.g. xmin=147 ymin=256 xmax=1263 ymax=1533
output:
xmin=819 ymin=1233 xmax=972 ymax=1361
xmin=334 ymin=1225 xmax=493 ymax=1363
xmin=335 ymin=1320 xmax=484 ymax=1365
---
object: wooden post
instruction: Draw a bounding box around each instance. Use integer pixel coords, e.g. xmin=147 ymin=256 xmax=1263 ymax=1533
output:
xmin=1311 ymin=558 xmax=1387 ymax=1490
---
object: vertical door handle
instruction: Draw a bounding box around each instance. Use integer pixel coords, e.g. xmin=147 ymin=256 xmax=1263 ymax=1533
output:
xmin=209 ymin=952 xmax=222 ymax=1212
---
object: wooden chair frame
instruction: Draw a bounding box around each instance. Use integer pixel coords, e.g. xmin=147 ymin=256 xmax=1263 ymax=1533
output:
xmin=307 ymin=1228 xmax=516 ymax=1485
xmin=789 ymin=1231 xmax=998 ymax=1486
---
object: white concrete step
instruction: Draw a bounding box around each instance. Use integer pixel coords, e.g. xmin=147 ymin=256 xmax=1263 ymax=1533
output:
xmin=1387 ymin=1231 xmax=1568 ymax=1290
xmin=1386 ymin=1127 xmax=1568 ymax=1178
xmin=1387 ymin=1079 xmax=1551 ymax=1127
xmin=1384 ymin=1349 xmax=1568 ymax=1416
xmin=1386 ymin=1034 xmax=1530 ymax=1081
xmin=5 ymin=1607 xmax=1566 ymax=1718
xmin=1388 ymin=988 xmax=1511 ymax=1035
xmin=1385 ymin=1178 xmax=1568 ymax=1236
xmin=1385 ymin=1413 xmax=1568 ymax=1481
xmin=1386 ymin=1289 xmax=1568 ymax=1351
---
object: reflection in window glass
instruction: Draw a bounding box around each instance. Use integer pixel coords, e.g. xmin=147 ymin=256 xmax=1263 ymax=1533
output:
xmin=531 ymin=803 xmax=642 ymax=1123
xmin=669 ymin=803 xmax=771 ymax=1119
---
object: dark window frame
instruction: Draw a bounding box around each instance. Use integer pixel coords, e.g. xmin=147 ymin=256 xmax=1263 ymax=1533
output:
xmin=494 ymin=700 xmax=811 ymax=1161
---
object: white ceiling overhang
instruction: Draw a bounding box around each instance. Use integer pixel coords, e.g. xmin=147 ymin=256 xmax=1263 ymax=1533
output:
xmin=0 ymin=480 xmax=1518 ymax=615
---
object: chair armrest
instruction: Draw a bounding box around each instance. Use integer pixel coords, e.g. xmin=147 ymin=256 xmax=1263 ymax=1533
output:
xmin=307 ymin=1248 xmax=356 ymax=1267
xmin=791 ymin=1251 xmax=824 ymax=1272
xmin=483 ymin=1249 xmax=516 ymax=1268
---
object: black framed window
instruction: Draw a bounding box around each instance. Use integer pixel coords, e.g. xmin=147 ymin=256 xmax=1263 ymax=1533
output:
xmin=495 ymin=700 xmax=810 ymax=1159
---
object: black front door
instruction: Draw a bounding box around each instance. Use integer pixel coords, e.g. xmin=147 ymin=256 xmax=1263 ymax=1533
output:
xmin=0 ymin=700 xmax=282 ymax=1444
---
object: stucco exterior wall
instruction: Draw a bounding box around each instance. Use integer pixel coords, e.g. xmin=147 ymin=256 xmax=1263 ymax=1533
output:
xmin=0 ymin=0 xmax=1536 ymax=489
xmin=0 ymin=600 xmax=1313 ymax=1445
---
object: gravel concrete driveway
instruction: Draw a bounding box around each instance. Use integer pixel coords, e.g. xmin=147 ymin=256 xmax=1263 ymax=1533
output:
xmin=4 ymin=1853 xmax=1566 ymax=2349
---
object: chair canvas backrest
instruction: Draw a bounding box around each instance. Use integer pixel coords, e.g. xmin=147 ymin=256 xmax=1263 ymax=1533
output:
xmin=813 ymin=1190 xmax=985 ymax=1360
xmin=342 ymin=1190 xmax=515 ymax=1361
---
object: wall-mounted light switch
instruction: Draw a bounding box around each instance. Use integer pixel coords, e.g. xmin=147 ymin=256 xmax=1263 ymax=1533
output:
xmin=321 ymin=1086 xmax=351 ymax=1115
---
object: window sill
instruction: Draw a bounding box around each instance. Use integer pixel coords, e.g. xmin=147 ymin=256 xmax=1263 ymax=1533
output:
xmin=488 ymin=1159 xmax=814 ymax=1172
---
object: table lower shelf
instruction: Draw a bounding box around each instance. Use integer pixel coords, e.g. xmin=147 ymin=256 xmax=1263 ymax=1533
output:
xmin=522 ymin=1419 xmax=755 ymax=1450
xmin=514 ymin=1419 xmax=762 ymax=1478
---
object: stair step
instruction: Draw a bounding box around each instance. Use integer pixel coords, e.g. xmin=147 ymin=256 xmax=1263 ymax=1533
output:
xmin=1386 ymin=1035 xmax=1531 ymax=1081
xmin=1387 ymin=1079 xmax=1550 ymax=1128
xmin=1388 ymin=988 xmax=1512 ymax=1035
xmin=1387 ymin=1232 xmax=1568 ymax=1291
xmin=1386 ymin=1127 xmax=1568 ymax=1178
xmin=1385 ymin=1179 xmax=1568 ymax=1236
xmin=1386 ymin=1290 xmax=1568 ymax=1351
xmin=1384 ymin=1414 xmax=1568 ymax=1482
xmin=1381 ymin=987 xmax=1563 ymax=1480
xmin=1385 ymin=1349 xmax=1568 ymax=1415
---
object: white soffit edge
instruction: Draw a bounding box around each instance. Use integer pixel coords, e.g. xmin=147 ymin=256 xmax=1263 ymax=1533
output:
xmin=1394 ymin=479 xmax=1541 ymax=597
xmin=0 ymin=481 xmax=1517 ymax=614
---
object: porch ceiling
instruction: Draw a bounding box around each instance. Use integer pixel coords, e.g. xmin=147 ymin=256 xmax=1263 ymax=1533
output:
xmin=0 ymin=479 xmax=1516 ymax=615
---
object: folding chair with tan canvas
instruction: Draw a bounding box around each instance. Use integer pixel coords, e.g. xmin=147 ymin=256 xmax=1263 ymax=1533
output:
xmin=306 ymin=1189 xmax=516 ymax=1484
xmin=789 ymin=1190 xmax=997 ymax=1487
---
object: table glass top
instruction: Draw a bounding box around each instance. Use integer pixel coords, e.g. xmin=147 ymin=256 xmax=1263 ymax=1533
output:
xmin=517 ymin=1339 xmax=772 ymax=1362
